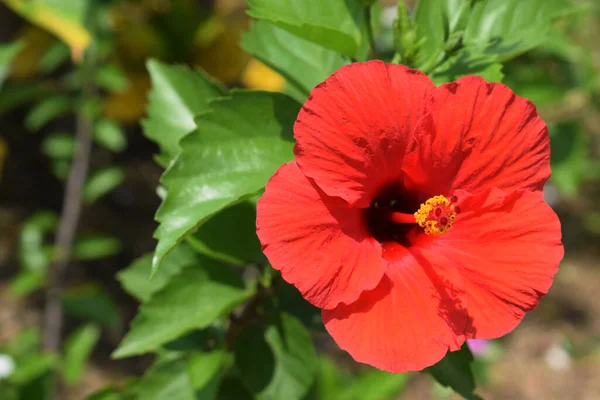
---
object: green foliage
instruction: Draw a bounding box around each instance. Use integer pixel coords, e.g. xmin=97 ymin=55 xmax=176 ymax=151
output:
xmin=152 ymin=91 xmax=300 ymax=273
xmin=235 ymin=313 xmax=318 ymax=400
xmin=62 ymin=324 xmax=101 ymax=385
xmin=117 ymin=245 xmax=200 ymax=303
xmin=41 ymin=132 xmax=75 ymax=159
xmin=25 ymin=95 xmax=71 ymax=132
xmin=1 ymin=1 xmax=592 ymax=399
xmin=463 ymin=0 xmax=579 ymax=61
xmin=83 ymin=166 xmax=125 ymax=203
xmin=550 ymin=122 xmax=600 ymax=197
xmin=125 ymin=356 xmax=198 ymax=400
xmin=425 ymin=344 xmax=479 ymax=400
xmin=246 ymin=0 xmax=363 ymax=57
xmin=142 ymin=59 xmax=226 ymax=166
xmin=73 ymin=234 xmax=121 ymax=261
xmin=62 ymin=285 xmax=119 ymax=327
xmin=113 ymin=258 xmax=253 ymax=358
xmin=12 ymin=211 xmax=57 ymax=296
xmin=187 ymin=200 xmax=265 ymax=267
xmin=0 ymin=41 xmax=22 ymax=89
xmin=94 ymin=119 xmax=127 ymax=152
xmin=242 ymin=21 xmax=347 ymax=100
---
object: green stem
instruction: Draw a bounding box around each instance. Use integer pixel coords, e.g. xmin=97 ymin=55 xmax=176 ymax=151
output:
xmin=364 ymin=6 xmax=377 ymax=59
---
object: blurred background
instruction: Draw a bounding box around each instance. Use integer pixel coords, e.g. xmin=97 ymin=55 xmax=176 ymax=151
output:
xmin=0 ymin=0 xmax=599 ymax=399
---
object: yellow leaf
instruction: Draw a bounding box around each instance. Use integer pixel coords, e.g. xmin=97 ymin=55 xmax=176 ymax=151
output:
xmin=4 ymin=0 xmax=91 ymax=62
xmin=240 ymin=59 xmax=285 ymax=92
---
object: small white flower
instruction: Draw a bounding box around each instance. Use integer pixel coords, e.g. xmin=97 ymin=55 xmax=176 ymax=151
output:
xmin=0 ymin=354 xmax=16 ymax=379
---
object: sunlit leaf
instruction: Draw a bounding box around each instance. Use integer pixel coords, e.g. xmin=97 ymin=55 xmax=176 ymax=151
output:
xmin=4 ymin=0 xmax=91 ymax=61
xmin=142 ymin=59 xmax=226 ymax=166
xmin=152 ymin=91 xmax=299 ymax=274
xmin=337 ymin=369 xmax=408 ymax=400
xmin=463 ymin=0 xmax=580 ymax=61
xmin=242 ymin=21 xmax=347 ymax=100
xmin=246 ymin=0 xmax=363 ymax=57
xmin=430 ymin=49 xmax=504 ymax=85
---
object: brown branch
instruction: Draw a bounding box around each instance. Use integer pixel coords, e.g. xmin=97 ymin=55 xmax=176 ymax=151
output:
xmin=42 ymin=98 xmax=94 ymax=353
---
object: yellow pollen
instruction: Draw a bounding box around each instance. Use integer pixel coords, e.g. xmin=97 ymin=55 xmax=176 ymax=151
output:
xmin=413 ymin=195 xmax=457 ymax=235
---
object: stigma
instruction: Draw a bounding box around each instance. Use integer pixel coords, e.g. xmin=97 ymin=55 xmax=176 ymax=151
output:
xmin=413 ymin=195 xmax=459 ymax=235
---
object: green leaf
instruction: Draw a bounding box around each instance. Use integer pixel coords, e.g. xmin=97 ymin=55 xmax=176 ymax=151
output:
xmin=142 ymin=59 xmax=226 ymax=165
xmin=413 ymin=0 xmax=447 ymax=69
xmin=73 ymin=234 xmax=121 ymax=261
xmin=463 ymin=0 xmax=579 ymax=61
xmin=126 ymin=357 xmax=196 ymax=400
xmin=186 ymin=350 xmax=225 ymax=398
xmin=95 ymin=65 xmax=129 ymax=93
xmin=39 ymin=40 xmax=70 ymax=74
xmin=425 ymin=344 xmax=479 ymax=400
xmin=550 ymin=122 xmax=597 ymax=197
xmin=83 ymin=166 xmax=125 ymax=203
xmin=9 ymin=353 xmax=57 ymax=385
xmin=94 ymin=119 xmax=127 ymax=152
xmin=337 ymin=369 xmax=408 ymax=400
xmin=62 ymin=284 xmax=119 ymax=327
xmin=430 ymin=49 xmax=504 ymax=85
xmin=241 ymin=21 xmax=347 ymax=99
xmin=0 ymin=81 xmax=55 ymax=116
xmin=152 ymin=90 xmax=299 ymax=273
xmin=86 ymin=387 xmax=122 ymax=400
xmin=62 ymin=324 xmax=101 ymax=385
xmin=235 ymin=313 xmax=318 ymax=400
xmin=25 ymin=95 xmax=71 ymax=132
xmin=312 ymin=357 xmax=342 ymax=400
xmin=41 ymin=132 xmax=75 ymax=159
xmin=18 ymin=211 xmax=58 ymax=273
xmin=10 ymin=270 xmax=46 ymax=297
xmin=117 ymin=245 xmax=199 ymax=303
xmin=187 ymin=200 xmax=264 ymax=267
xmin=113 ymin=259 xmax=252 ymax=358
xmin=0 ymin=41 xmax=22 ymax=89
xmin=246 ymin=0 xmax=363 ymax=57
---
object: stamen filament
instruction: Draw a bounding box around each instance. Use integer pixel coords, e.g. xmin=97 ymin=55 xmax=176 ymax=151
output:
xmin=389 ymin=212 xmax=417 ymax=224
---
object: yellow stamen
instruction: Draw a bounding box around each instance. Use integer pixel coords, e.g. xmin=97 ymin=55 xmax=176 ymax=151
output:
xmin=413 ymin=195 xmax=457 ymax=235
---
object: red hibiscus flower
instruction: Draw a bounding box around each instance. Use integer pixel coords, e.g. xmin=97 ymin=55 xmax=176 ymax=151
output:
xmin=256 ymin=61 xmax=563 ymax=373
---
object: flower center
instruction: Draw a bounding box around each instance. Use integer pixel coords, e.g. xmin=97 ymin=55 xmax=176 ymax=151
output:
xmin=365 ymin=184 xmax=461 ymax=244
xmin=412 ymin=195 xmax=458 ymax=235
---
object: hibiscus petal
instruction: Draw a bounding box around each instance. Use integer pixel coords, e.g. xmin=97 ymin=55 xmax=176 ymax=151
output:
xmin=294 ymin=60 xmax=435 ymax=207
xmin=437 ymin=189 xmax=563 ymax=339
xmin=404 ymin=76 xmax=550 ymax=196
xmin=322 ymin=249 xmax=467 ymax=373
xmin=256 ymin=162 xmax=386 ymax=310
